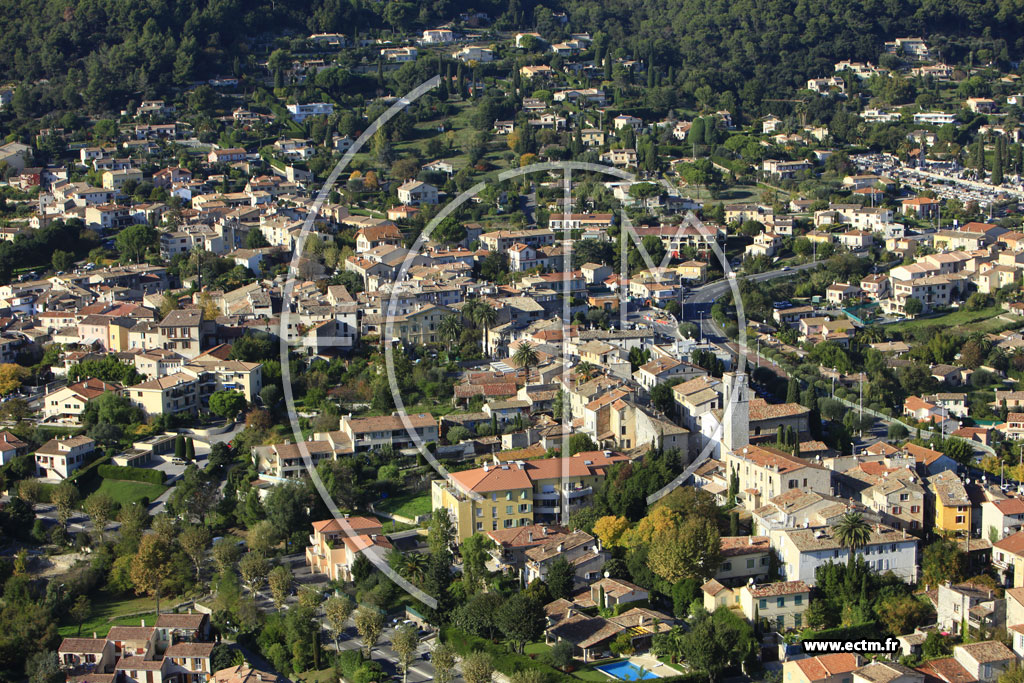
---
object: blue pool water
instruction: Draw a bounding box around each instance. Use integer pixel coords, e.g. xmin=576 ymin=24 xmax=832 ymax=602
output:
xmin=595 ymin=661 xmax=660 ymax=681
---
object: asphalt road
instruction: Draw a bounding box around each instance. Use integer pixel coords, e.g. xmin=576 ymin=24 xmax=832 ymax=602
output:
xmin=681 ymin=261 xmax=821 ymax=345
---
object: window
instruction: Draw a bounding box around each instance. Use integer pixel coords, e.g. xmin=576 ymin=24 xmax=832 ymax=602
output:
xmin=759 ymin=599 xmax=767 ymax=609
xmin=723 ymin=561 xmax=732 ymax=571
xmin=788 ymin=480 xmax=798 ymax=489
xmin=956 ymin=515 xmax=965 ymax=524
xmin=900 ymin=493 xmax=909 ymax=501
xmin=506 ymin=505 xmax=513 ymax=515
xmin=777 ymin=615 xmax=784 ymax=629
xmin=911 ymin=505 xmax=920 ymax=513
xmin=794 ymin=595 xmax=802 ymax=605
xmin=746 ymin=558 xmax=755 ymax=569
xmin=892 ymin=506 xmax=901 ymax=514
xmin=476 ymin=522 xmax=482 ymax=531
xmin=777 ymin=597 xmax=786 ymax=607
xmin=794 ymin=614 xmax=802 ymax=628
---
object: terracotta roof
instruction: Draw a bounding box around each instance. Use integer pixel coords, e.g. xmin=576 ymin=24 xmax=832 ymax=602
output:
xmin=115 ymin=658 xmax=165 ymax=671
xmin=796 ymin=654 xmax=861 ymax=681
xmin=487 ymin=524 xmax=567 ymax=548
xmin=344 ymin=413 xmax=436 ymax=433
xmin=449 ymin=452 xmax=626 ymax=494
xmin=701 ymin=578 xmax=728 ymax=595
xmin=916 ymin=658 xmax=976 ymax=683
xmin=107 ymin=626 xmax=156 ymax=642
xmin=59 ymin=638 xmax=108 ymax=653
xmin=213 ymin=665 xmax=283 ymax=683
xmin=154 ymin=613 xmax=206 ymax=629
xmin=311 ymin=516 xmax=382 ymax=535
xmin=990 ymin=498 xmax=1024 ymax=515
xmin=748 ymin=398 xmax=809 ymax=421
xmin=746 ymin=580 xmax=808 ymax=597
xmin=720 ymin=535 xmax=770 ymax=556
xmin=165 ymin=642 xmax=215 ymax=658
xmin=854 ymin=662 xmax=919 ymax=683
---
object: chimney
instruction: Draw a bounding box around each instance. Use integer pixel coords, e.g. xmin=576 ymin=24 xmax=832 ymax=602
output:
xmin=557 ymin=543 xmax=564 ymax=553
xmin=528 ymin=531 xmax=533 ymax=542
xmin=141 ymin=618 xmax=146 ymax=627
xmin=94 ymin=632 xmax=98 ymax=639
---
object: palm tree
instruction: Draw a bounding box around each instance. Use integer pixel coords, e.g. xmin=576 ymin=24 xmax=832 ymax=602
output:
xmin=833 ymin=511 xmax=872 ymax=569
xmin=575 ymin=361 xmax=596 ymax=385
xmin=388 ymin=550 xmax=430 ymax=587
xmin=513 ymin=341 xmax=539 ymax=386
xmin=439 ymin=314 xmax=462 ymax=345
xmin=473 ymin=302 xmax=497 ymax=355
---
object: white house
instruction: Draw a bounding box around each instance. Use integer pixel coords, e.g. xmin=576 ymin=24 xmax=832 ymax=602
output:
xmin=286 ymin=103 xmax=334 ymax=122
xmin=397 ymin=180 xmax=438 ymax=206
xmin=770 ymin=524 xmax=918 ymax=585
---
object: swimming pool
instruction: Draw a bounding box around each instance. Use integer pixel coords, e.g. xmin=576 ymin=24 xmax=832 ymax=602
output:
xmin=595 ymin=661 xmax=660 ymax=681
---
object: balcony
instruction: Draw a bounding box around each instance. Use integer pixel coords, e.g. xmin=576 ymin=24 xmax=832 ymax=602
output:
xmin=565 ymin=485 xmax=593 ymax=499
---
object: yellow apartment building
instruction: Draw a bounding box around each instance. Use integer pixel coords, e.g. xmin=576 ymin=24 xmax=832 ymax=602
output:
xmin=431 ymin=451 xmax=627 ymax=541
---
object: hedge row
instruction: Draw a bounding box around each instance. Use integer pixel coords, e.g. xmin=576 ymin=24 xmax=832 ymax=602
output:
xmin=67 ymin=452 xmax=112 ymax=487
xmin=97 ymin=464 xmax=165 ymax=485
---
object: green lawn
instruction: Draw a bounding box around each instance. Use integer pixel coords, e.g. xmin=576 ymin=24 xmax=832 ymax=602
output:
xmin=886 ymin=305 xmax=1019 ymax=335
xmin=293 ymin=670 xmax=336 ymax=683
xmin=58 ymin=590 xmax=163 ymax=638
xmin=376 ymin=492 xmax=431 ymax=519
xmin=524 ymin=642 xmax=552 ymax=656
xmin=95 ymin=478 xmax=167 ymax=506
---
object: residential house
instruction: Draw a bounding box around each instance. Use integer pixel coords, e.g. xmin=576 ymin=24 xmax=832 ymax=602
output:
xmin=929 ymin=470 xmax=972 ymax=537
xmin=770 ymin=524 xmax=919 ymax=585
xmin=783 ymin=654 xmax=862 ymax=683
xmin=982 ymin=497 xmax=1024 ymax=541
xmin=952 ymin=642 xmax=1015 ymax=682
xmin=739 ymin=580 xmax=811 ymax=631
xmin=716 ymin=535 xmax=772 ymax=586
xmin=524 ymin=530 xmax=607 ymax=586
xmin=431 ymin=452 xmax=627 ymax=540
xmin=937 ymin=582 xmax=1005 ymax=637
xmin=304 ymin=516 xmax=389 ymax=581
xmin=35 ymin=436 xmax=96 ymax=480
xmin=397 ymin=180 xmax=438 ymax=206
xmin=43 ymin=378 xmax=122 ymax=423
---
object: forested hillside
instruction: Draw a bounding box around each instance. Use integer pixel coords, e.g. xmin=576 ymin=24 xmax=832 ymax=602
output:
xmin=563 ymin=0 xmax=1024 ymax=115
xmin=0 ymin=0 xmax=498 ymax=113
xmin=0 ymin=0 xmax=1022 ymax=119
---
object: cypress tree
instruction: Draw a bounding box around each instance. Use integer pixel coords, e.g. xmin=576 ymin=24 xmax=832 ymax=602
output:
xmin=992 ymin=144 xmax=1004 ymax=185
xmin=786 ymin=378 xmax=799 ymax=403
xmin=174 ymin=434 xmax=185 ymax=460
xmin=185 ymin=437 xmax=195 ymax=461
